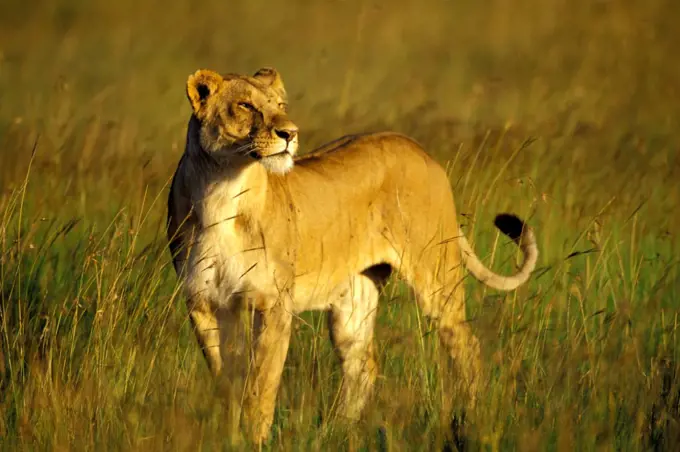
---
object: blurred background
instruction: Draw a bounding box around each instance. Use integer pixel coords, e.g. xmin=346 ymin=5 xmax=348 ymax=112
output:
xmin=1 ymin=0 xmax=679 ymax=449
xmin=1 ymin=0 xmax=678 ymax=224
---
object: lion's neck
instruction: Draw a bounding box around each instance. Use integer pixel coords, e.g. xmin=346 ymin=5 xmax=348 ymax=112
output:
xmin=199 ymin=165 xmax=267 ymax=231
xmin=184 ymin=143 xmax=269 ymax=229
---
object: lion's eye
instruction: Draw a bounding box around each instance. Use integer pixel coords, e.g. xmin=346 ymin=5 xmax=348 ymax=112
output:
xmin=238 ymin=102 xmax=256 ymax=111
xmin=278 ymin=103 xmax=288 ymax=111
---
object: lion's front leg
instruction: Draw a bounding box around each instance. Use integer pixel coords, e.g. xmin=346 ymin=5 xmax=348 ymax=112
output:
xmin=187 ymin=297 xmax=223 ymax=376
xmin=242 ymin=299 xmax=292 ymax=444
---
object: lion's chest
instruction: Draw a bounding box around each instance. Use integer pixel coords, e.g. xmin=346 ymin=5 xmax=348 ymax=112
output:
xmin=183 ymin=180 xmax=293 ymax=310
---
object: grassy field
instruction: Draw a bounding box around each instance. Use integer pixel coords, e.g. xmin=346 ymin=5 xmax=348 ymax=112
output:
xmin=1 ymin=0 xmax=680 ymax=449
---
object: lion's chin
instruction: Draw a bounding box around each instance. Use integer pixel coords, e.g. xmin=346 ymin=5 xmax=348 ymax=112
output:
xmin=259 ymin=151 xmax=294 ymax=175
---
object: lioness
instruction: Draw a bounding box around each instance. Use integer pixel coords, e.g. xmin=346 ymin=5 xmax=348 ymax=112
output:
xmin=167 ymin=67 xmax=538 ymax=444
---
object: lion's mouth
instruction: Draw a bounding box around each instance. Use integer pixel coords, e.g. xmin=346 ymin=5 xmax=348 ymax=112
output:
xmin=249 ymin=150 xmax=290 ymax=160
xmin=249 ymin=151 xmax=262 ymax=160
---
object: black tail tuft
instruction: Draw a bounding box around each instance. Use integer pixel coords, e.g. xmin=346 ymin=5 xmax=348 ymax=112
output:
xmin=494 ymin=213 xmax=526 ymax=243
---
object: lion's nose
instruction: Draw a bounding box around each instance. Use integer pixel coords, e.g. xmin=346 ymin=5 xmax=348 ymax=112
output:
xmin=275 ymin=126 xmax=298 ymax=142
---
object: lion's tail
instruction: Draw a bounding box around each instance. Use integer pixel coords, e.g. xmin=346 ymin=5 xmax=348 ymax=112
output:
xmin=458 ymin=213 xmax=538 ymax=291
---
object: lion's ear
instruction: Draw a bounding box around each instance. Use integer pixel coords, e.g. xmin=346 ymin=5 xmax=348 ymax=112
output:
xmin=253 ymin=67 xmax=286 ymax=98
xmin=186 ymin=69 xmax=223 ymax=117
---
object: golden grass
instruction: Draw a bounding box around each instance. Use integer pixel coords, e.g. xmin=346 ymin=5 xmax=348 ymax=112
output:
xmin=1 ymin=0 xmax=679 ymax=449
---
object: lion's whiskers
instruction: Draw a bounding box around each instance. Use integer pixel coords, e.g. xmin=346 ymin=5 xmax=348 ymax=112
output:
xmin=234 ymin=143 xmax=256 ymax=156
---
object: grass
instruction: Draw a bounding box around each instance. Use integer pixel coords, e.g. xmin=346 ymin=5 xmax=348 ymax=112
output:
xmin=1 ymin=0 xmax=680 ymax=449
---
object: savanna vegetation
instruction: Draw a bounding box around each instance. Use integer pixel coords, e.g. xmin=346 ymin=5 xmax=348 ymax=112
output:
xmin=1 ymin=0 xmax=679 ymax=449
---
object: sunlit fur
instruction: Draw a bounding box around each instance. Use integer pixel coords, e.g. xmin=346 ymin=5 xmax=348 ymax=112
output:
xmin=166 ymin=68 xmax=539 ymax=445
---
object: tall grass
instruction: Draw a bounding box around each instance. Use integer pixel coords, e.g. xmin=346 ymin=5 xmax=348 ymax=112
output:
xmin=1 ymin=0 xmax=679 ymax=449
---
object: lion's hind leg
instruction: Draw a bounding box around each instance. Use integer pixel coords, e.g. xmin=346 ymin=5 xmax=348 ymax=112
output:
xmin=402 ymin=245 xmax=482 ymax=446
xmin=328 ymin=273 xmax=380 ymax=421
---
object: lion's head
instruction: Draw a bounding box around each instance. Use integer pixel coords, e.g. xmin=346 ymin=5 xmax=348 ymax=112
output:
xmin=186 ymin=67 xmax=298 ymax=174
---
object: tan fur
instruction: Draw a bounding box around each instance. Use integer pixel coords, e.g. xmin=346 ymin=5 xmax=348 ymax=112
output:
xmin=167 ymin=68 xmax=539 ymax=444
